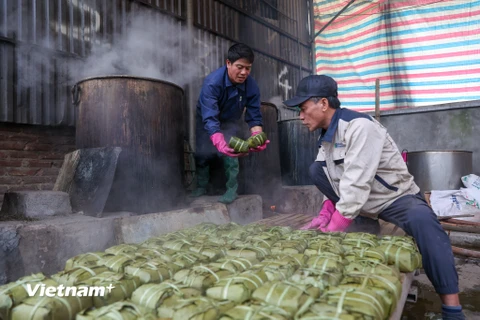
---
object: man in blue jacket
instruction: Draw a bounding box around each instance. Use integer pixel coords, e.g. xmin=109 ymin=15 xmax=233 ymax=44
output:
xmin=191 ymin=43 xmax=268 ymax=204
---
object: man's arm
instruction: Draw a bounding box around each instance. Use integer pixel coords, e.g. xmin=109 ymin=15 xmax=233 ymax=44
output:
xmin=198 ymin=82 xmax=222 ymax=136
xmin=335 ymin=119 xmax=386 ymax=219
xmin=244 ymin=81 xmax=263 ymax=130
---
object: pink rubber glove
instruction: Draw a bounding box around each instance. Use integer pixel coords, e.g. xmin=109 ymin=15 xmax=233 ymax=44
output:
xmin=320 ymin=210 xmax=353 ymax=233
xmin=249 ymin=131 xmax=270 ymax=153
xmin=300 ymin=200 xmax=335 ymax=230
xmin=210 ymin=133 xmax=242 ymax=157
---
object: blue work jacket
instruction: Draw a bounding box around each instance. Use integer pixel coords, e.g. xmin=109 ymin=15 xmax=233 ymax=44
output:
xmin=196 ymin=66 xmax=262 ymax=137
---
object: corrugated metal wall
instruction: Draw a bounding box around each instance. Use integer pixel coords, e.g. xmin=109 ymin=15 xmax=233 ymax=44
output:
xmin=0 ymin=0 xmax=311 ymax=126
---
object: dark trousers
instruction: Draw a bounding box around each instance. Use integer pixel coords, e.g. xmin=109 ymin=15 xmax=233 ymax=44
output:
xmin=309 ymin=162 xmax=459 ymax=294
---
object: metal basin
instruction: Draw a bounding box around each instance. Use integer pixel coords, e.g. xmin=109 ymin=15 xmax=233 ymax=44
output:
xmin=407 ymin=150 xmax=473 ymax=193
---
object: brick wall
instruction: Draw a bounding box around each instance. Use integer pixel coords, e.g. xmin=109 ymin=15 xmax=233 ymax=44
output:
xmin=0 ymin=123 xmax=76 ymax=207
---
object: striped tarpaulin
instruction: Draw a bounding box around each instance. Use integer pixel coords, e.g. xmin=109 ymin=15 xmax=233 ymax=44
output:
xmin=314 ymin=0 xmax=480 ymax=111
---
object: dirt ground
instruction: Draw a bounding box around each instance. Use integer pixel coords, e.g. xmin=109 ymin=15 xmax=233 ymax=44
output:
xmin=402 ymin=258 xmax=480 ymax=319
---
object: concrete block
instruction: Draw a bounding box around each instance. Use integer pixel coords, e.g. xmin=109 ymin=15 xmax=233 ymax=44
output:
xmin=114 ymin=203 xmax=231 ymax=244
xmin=0 ymin=215 xmax=116 ymax=283
xmin=276 ymin=185 xmax=323 ymax=216
xmin=189 ymin=195 xmax=263 ymax=225
xmin=0 ymin=191 xmax=72 ymax=218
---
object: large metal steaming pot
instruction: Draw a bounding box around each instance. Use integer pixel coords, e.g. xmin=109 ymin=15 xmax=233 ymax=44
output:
xmin=74 ymin=75 xmax=185 ymax=214
xmin=407 ymin=150 xmax=473 ymax=193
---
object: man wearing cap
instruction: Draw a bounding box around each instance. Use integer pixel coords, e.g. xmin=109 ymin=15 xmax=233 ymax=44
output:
xmin=283 ymin=75 xmax=464 ymax=319
xmin=191 ymin=43 xmax=269 ymax=204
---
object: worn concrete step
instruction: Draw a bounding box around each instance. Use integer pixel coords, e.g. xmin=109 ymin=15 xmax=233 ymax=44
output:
xmin=0 ymin=191 xmax=72 ymax=218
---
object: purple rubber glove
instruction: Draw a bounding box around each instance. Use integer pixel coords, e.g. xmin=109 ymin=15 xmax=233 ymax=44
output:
xmin=320 ymin=210 xmax=353 ymax=233
xmin=249 ymin=131 xmax=270 ymax=153
xmin=300 ymin=200 xmax=336 ymax=230
xmin=210 ymin=133 xmax=242 ymax=157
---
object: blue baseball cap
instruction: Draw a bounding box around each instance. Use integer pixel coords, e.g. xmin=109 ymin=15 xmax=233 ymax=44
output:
xmin=283 ymin=75 xmax=338 ymax=107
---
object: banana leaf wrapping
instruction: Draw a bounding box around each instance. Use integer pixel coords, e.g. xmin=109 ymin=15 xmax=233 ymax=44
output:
xmin=247 ymin=132 xmax=267 ymax=148
xmin=377 ymin=243 xmax=422 ymax=272
xmin=251 ymin=281 xmax=320 ymax=314
xmin=208 ymin=257 xmax=258 ymax=273
xmin=245 ymin=232 xmax=280 ymax=243
xmin=163 ymin=239 xmax=195 ymax=251
xmin=173 ymin=266 xmax=233 ymax=291
xmin=290 ymin=230 xmax=320 ymax=239
xmin=345 ymin=247 xmax=386 ymax=264
xmin=304 ymin=239 xmax=345 ymax=257
xmin=140 ymin=237 xmax=166 ymax=248
xmin=158 ymin=251 xmax=209 ymax=269
xmin=336 ymin=283 xmax=394 ymax=318
xmin=342 ymin=237 xmax=379 ymax=251
xmin=217 ymin=229 xmax=249 ymax=241
xmin=226 ymin=247 xmax=270 ymax=262
xmin=345 ymin=260 xmax=401 ymax=278
xmin=379 ymin=235 xmax=416 ymax=246
xmin=99 ymin=254 xmax=141 ymax=273
xmin=251 ymin=261 xmax=297 ymax=282
xmin=11 ymin=295 xmax=92 ymax=320
xmin=51 ymin=265 xmax=109 ymax=286
xmin=188 ymin=244 xmax=228 ymax=260
xmin=124 ymin=259 xmax=177 ymax=284
xmin=0 ymin=274 xmax=58 ymax=320
xmin=205 ymin=269 xmax=269 ymax=303
xmin=233 ymin=239 xmax=275 ymax=249
xmin=131 ymin=282 xmax=201 ymax=311
xmin=229 ymin=136 xmax=249 ymax=153
xmin=77 ymin=271 xmax=141 ymax=307
xmin=305 ymin=256 xmax=346 ymax=273
xmin=219 ymin=303 xmax=291 ymax=320
xmin=243 ymin=224 xmax=268 ymax=234
xmin=135 ymin=247 xmax=170 ymax=260
xmin=308 ymin=232 xmax=346 ymax=242
xmin=190 ymin=223 xmax=219 ymax=233
xmin=64 ymin=252 xmax=110 ymax=270
xmin=290 ymin=268 xmax=343 ymax=290
xmin=76 ymin=301 xmax=157 ymax=320
xmin=271 ymin=240 xmax=307 ymax=254
xmin=158 ymin=296 xmax=235 ymax=320
xmin=297 ymin=302 xmax=362 ymax=320
xmin=264 ymin=226 xmax=293 ymax=237
xmin=105 ymin=244 xmax=139 ymax=255
xmin=216 ymin=222 xmax=241 ymax=231
xmin=270 ymin=254 xmax=307 ymax=268
xmin=340 ymin=273 xmax=402 ymax=315
xmin=194 ymin=236 xmax=228 ymax=246
xmin=323 ymin=288 xmax=386 ymax=320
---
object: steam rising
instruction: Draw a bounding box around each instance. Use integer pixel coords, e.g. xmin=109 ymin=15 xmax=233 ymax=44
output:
xmin=72 ymin=13 xmax=215 ymax=87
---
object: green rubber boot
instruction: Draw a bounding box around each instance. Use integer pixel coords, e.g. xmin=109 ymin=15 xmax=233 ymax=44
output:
xmin=219 ymin=157 xmax=239 ymax=204
xmin=190 ymin=165 xmax=209 ymax=197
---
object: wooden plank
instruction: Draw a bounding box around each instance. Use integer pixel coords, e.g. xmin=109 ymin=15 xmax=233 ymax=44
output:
xmin=53 ymin=150 xmax=81 ymax=192
xmin=390 ymin=272 xmax=414 ymax=320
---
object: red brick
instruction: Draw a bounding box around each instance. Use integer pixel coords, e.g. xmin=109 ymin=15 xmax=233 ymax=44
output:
xmin=8 ymin=185 xmax=40 ymax=192
xmin=0 ymin=141 xmax=27 ymax=151
xmin=0 ymin=160 xmax=23 ymax=167
xmin=21 ymin=160 xmax=57 ymax=168
xmin=23 ymin=143 xmax=53 ymax=151
xmin=21 ymin=176 xmax=56 ymax=184
xmin=39 ymin=153 xmax=66 ymax=160
xmin=7 ymin=168 xmax=42 ymax=176
xmin=35 ymin=168 xmax=60 ymax=176
xmin=38 ymin=183 xmax=55 ymax=190
xmin=0 ymin=177 xmax=23 ymax=185
xmin=0 ymin=185 xmax=10 ymax=193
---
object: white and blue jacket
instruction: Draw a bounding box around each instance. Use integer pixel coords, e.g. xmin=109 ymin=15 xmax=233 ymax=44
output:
xmin=315 ymin=108 xmax=420 ymax=219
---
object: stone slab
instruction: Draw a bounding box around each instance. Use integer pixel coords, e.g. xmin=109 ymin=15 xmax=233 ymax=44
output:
xmin=114 ymin=203 xmax=231 ymax=244
xmin=188 ymin=194 xmax=263 ymax=225
xmin=0 ymin=191 xmax=72 ymax=218
xmin=0 ymin=215 xmax=117 ymax=283
xmin=54 ymin=147 xmax=121 ymax=216
xmin=276 ymin=185 xmax=323 ymax=216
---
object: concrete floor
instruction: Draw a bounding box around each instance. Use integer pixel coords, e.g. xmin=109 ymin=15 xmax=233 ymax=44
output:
xmin=402 ymin=258 xmax=480 ymax=319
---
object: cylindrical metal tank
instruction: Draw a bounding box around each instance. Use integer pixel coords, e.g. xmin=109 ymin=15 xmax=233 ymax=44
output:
xmin=407 ymin=150 xmax=473 ymax=193
xmin=239 ymin=102 xmax=283 ymax=202
xmin=74 ymin=76 xmax=185 ymax=214
xmin=277 ymin=119 xmax=321 ymax=186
